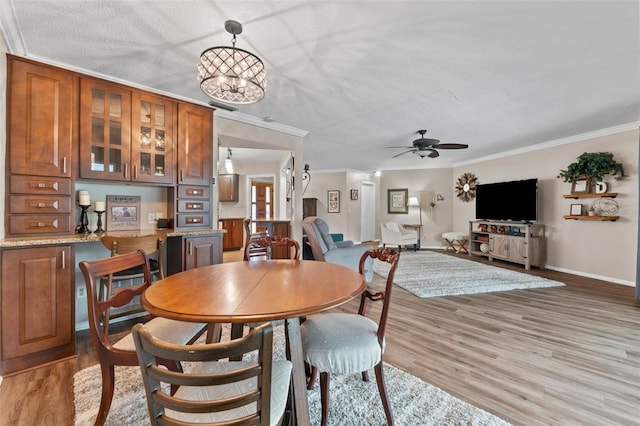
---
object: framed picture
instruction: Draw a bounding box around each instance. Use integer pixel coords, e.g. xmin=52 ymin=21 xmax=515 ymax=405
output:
xmin=570 ymin=203 xmax=583 ymax=215
xmin=350 ymin=189 xmax=359 ymax=201
xmin=106 ymin=195 xmax=141 ymax=230
xmin=571 ymin=177 xmax=590 ymax=194
xmin=327 ymin=190 xmax=340 ymax=213
xmin=387 ymin=188 xmax=408 ymax=214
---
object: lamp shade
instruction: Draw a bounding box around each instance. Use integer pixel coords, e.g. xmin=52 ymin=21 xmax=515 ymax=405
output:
xmin=407 ymin=196 xmax=420 ymax=207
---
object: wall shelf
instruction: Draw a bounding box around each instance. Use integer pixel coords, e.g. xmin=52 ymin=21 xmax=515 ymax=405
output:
xmin=563 ymin=192 xmax=617 ymax=199
xmin=563 ymin=215 xmax=619 ymax=221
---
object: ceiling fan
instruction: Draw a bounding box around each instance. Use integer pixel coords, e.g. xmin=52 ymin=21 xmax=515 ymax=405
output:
xmin=388 ymin=130 xmax=469 ymax=158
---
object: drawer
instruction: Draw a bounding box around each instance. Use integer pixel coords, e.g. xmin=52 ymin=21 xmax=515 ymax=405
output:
xmin=175 ymin=214 xmax=211 ymax=228
xmin=8 ymin=215 xmax=72 ymax=235
xmin=10 ymin=195 xmax=71 ymax=214
xmin=10 ymin=175 xmax=72 ymax=195
xmin=178 ymin=185 xmax=210 ymax=199
xmin=177 ymin=199 xmax=210 ymax=213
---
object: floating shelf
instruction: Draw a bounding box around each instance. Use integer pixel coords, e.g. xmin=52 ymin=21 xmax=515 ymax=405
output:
xmin=563 ymin=192 xmax=617 ymax=199
xmin=563 ymin=215 xmax=619 ymax=221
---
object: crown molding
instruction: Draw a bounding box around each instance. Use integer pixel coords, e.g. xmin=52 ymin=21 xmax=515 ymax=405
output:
xmin=214 ymin=109 xmax=308 ymax=138
xmin=454 ymin=122 xmax=640 ymax=167
xmin=0 ymin=1 xmax=26 ymax=55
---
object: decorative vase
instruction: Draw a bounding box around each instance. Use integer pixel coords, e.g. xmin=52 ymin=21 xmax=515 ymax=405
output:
xmin=588 ymin=210 xmax=597 ymax=217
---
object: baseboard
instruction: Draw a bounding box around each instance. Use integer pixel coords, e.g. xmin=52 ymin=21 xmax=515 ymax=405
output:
xmin=544 ymin=265 xmax=635 ymax=287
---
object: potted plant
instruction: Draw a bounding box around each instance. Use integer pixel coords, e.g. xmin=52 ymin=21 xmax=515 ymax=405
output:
xmin=557 ymin=152 xmax=625 ymax=183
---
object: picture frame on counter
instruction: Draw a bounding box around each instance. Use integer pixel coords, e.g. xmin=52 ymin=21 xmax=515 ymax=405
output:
xmin=106 ymin=195 xmax=141 ymax=231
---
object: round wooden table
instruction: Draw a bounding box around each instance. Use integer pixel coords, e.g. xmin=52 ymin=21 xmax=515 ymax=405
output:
xmin=142 ymin=259 xmax=365 ymax=426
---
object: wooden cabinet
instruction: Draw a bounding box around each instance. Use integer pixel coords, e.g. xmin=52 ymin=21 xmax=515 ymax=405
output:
xmin=130 ymin=91 xmax=176 ymax=184
xmin=219 ymin=174 xmax=239 ymax=202
xmin=469 ymin=220 xmax=545 ymax=270
xmin=177 ymin=103 xmax=213 ymax=186
xmin=79 ymin=78 xmax=132 ymax=181
xmin=173 ymin=103 xmax=213 ymax=230
xmin=79 ymin=79 xmax=178 ymax=185
xmin=8 ymin=58 xmax=74 ymax=178
xmin=166 ymin=234 xmax=223 ymax=275
xmin=220 ymin=218 xmax=244 ymax=251
xmin=7 ymin=57 xmax=75 ymax=236
xmin=303 ymin=198 xmax=317 ymax=218
xmin=0 ymin=245 xmax=75 ymax=375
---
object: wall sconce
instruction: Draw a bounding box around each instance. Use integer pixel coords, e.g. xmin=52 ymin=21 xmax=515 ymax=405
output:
xmin=436 ymin=194 xmax=445 ymax=201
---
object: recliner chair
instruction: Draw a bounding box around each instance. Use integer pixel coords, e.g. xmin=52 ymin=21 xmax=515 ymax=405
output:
xmin=302 ymin=216 xmax=373 ymax=281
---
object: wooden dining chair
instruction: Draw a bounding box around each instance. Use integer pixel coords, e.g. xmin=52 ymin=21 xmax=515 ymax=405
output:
xmin=244 ymin=236 xmax=300 ymax=261
xmin=301 ymin=247 xmax=400 ymax=426
xmin=132 ymin=322 xmax=293 ymax=426
xmin=98 ymin=234 xmax=165 ymax=332
xmin=79 ymin=250 xmax=209 ymax=426
xmin=243 ymin=217 xmax=270 ymax=260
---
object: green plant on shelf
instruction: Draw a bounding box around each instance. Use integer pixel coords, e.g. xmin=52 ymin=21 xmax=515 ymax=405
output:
xmin=557 ymin=152 xmax=625 ymax=183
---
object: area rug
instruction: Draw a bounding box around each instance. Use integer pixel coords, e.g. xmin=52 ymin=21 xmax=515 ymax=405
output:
xmin=74 ymin=326 xmax=510 ymax=426
xmin=373 ymin=250 xmax=564 ymax=298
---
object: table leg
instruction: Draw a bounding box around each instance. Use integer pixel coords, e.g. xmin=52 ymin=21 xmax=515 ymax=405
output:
xmin=285 ymin=317 xmax=310 ymax=426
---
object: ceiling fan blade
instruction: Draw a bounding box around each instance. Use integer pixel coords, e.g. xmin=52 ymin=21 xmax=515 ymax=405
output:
xmin=392 ymin=149 xmax=416 ymax=158
xmin=432 ymin=143 xmax=468 ymax=150
xmin=428 ymin=150 xmax=440 ymax=158
xmin=386 ymin=146 xmax=415 ymax=149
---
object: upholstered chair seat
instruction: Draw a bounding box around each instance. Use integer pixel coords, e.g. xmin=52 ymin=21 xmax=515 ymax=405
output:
xmin=301 ymin=312 xmax=384 ymax=374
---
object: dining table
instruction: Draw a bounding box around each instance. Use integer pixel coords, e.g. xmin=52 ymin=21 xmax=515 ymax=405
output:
xmin=141 ymin=258 xmax=366 ymax=426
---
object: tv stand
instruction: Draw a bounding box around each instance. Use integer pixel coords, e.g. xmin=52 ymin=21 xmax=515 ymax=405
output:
xmin=469 ymin=220 xmax=545 ymax=270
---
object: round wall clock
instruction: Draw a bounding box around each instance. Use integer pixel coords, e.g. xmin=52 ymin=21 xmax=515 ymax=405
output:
xmin=455 ymin=173 xmax=478 ymax=202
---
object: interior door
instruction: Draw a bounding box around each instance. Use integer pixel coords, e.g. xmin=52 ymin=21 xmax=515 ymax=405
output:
xmin=360 ymin=182 xmax=376 ymax=242
xmin=252 ymin=182 xmax=273 ymax=221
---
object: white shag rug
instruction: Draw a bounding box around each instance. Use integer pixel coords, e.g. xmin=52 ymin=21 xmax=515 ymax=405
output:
xmin=74 ymin=326 xmax=510 ymax=426
xmin=374 ymin=250 xmax=564 ymax=298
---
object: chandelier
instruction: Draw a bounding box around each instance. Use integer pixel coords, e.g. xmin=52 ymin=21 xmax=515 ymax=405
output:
xmin=197 ymin=20 xmax=266 ymax=104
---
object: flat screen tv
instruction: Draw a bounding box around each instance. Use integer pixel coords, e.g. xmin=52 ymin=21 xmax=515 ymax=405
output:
xmin=475 ymin=178 xmax=538 ymax=222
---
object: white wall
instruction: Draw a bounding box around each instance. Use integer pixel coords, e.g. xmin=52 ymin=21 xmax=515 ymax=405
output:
xmin=453 ymin=126 xmax=638 ymax=284
xmin=378 ymin=168 xmax=454 ymax=248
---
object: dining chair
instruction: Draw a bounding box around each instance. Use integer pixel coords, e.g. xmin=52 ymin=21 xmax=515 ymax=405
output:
xmin=233 ymin=236 xmax=302 ymax=343
xmin=98 ymin=234 xmax=165 ymax=332
xmin=79 ymin=250 xmax=209 ymax=426
xmin=132 ymin=322 xmax=293 ymax=426
xmin=244 ymin=236 xmax=300 ymax=261
xmin=243 ymin=217 xmax=270 ymax=260
xmin=301 ymin=247 xmax=400 ymax=426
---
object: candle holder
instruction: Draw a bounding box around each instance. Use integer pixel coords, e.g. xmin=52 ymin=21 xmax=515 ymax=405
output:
xmin=75 ymin=204 xmax=91 ymax=234
xmin=94 ymin=210 xmax=106 ymax=234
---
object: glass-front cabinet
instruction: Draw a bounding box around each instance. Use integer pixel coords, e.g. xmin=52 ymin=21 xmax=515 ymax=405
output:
xmin=80 ymin=79 xmax=131 ymax=181
xmin=131 ymin=92 xmax=176 ymax=184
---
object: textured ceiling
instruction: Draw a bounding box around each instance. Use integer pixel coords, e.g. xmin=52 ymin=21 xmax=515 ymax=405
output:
xmin=1 ymin=1 xmax=638 ymax=172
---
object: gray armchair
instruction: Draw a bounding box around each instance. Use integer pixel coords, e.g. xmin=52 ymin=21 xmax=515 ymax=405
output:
xmin=302 ymin=216 xmax=374 ymax=282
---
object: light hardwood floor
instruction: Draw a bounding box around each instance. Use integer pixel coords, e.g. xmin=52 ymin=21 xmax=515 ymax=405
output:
xmin=1 ymin=249 xmax=638 ymax=425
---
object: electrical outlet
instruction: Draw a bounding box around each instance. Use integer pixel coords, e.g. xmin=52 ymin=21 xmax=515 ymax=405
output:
xmin=77 ymin=286 xmax=86 ymax=299
xmin=148 ymin=213 xmax=156 ymax=224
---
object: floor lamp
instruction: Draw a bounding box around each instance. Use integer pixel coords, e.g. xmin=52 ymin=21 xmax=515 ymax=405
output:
xmin=407 ymin=196 xmax=422 ymax=225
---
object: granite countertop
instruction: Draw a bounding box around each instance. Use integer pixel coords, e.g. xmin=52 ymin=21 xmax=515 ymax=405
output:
xmin=0 ymin=228 xmax=226 ymax=248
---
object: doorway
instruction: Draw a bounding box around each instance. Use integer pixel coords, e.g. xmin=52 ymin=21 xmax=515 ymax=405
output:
xmin=360 ymin=182 xmax=376 ymax=242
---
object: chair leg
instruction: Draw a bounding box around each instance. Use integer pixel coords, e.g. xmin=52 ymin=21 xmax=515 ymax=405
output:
xmin=307 ymin=365 xmax=318 ymax=390
xmin=374 ymin=362 xmax=394 ymax=426
xmin=95 ymin=363 xmax=116 ymax=426
xmin=319 ymin=372 xmax=330 ymax=426
xmin=361 ymin=370 xmax=370 ymax=382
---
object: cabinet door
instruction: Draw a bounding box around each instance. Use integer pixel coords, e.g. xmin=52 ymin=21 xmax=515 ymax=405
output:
xmin=1 ymin=246 xmax=74 ymax=373
xmin=507 ymin=236 xmax=527 ymax=263
xmin=79 ymin=79 xmax=131 ymax=180
xmin=177 ymin=103 xmax=213 ymax=186
xmin=131 ymin=92 xmax=176 ymax=184
xmin=219 ymin=174 xmax=239 ymax=202
xmin=490 ymin=235 xmax=509 ymax=259
xmin=185 ymin=236 xmax=222 ymax=270
xmin=9 ymin=59 xmax=74 ymax=177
